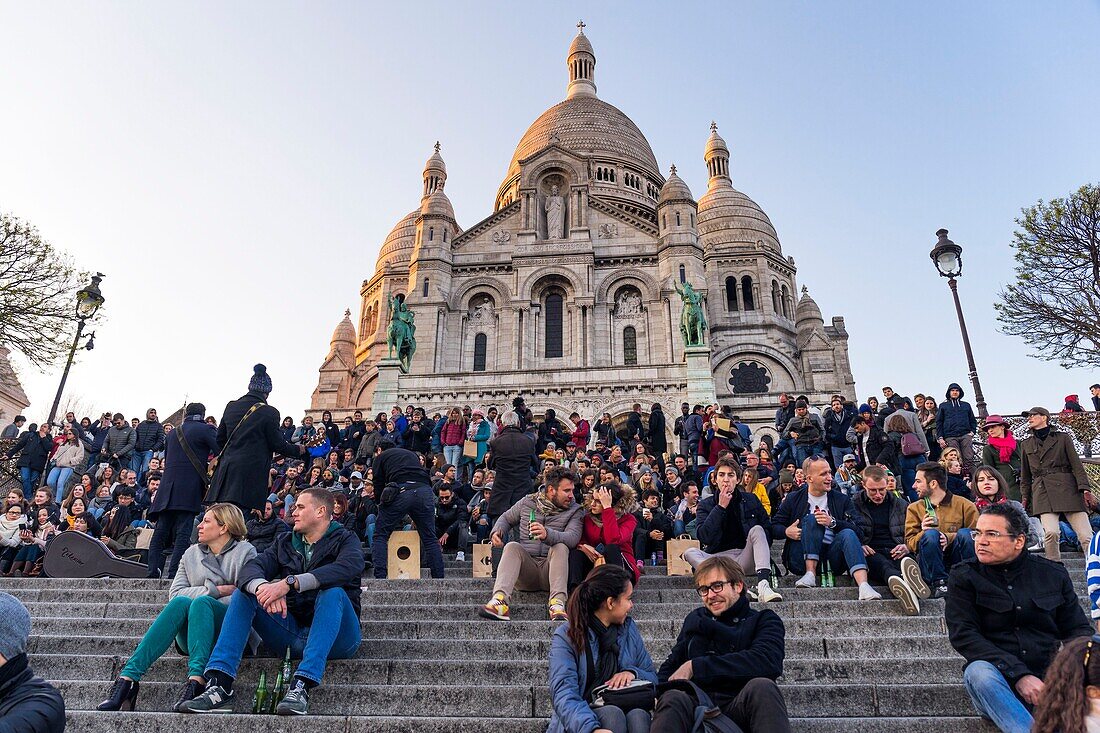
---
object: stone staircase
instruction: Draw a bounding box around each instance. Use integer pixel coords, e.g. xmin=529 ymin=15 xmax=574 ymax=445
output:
xmin=5 ymin=550 xmax=1086 ymax=732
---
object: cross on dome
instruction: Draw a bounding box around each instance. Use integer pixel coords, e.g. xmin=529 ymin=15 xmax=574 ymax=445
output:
xmin=670 ymin=164 xmax=677 ymax=174
xmin=710 ymin=121 xmax=718 ymax=133
xmin=433 ymin=141 xmax=440 ymax=153
xmin=577 ymin=20 xmax=585 ymax=32
xmin=344 ymin=308 xmax=351 ymax=317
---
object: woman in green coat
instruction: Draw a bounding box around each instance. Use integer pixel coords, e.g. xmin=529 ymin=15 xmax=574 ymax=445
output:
xmin=981 ymin=415 xmax=1021 ymax=501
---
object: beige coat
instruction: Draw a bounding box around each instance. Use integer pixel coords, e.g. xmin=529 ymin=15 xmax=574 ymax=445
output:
xmin=1020 ymin=430 xmax=1091 ymax=515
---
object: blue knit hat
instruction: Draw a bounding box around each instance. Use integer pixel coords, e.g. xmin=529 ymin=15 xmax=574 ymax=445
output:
xmin=0 ymin=592 xmax=31 ymax=659
xmin=858 ymin=403 xmax=873 ymax=415
xmin=249 ymin=364 xmax=272 ymax=396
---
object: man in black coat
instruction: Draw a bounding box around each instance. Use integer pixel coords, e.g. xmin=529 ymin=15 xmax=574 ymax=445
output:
xmin=0 ymin=592 xmax=65 ymax=733
xmin=648 ymin=403 xmax=667 ymax=470
xmin=487 ymin=411 xmax=539 ymax=523
xmin=206 ymin=364 xmax=306 ymax=513
xmin=625 ymin=403 xmax=647 ymax=450
xmin=146 ymin=402 xmax=220 ymax=578
xmin=246 ymin=499 xmax=290 ymax=554
xmin=946 ymin=504 xmax=1091 ymax=733
xmin=434 ymin=485 xmax=469 ymax=552
xmin=4 ymin=423 xmax=52 ymax=496
xmin=371 ymin=441 xmax=445 ymax=579
xmin=182 ymin=488 xmax=364 ymax=716
xmin=537 ymin=408 xmax=566 ymax=453
xmin=652 ymin=555 xmax=790 ymax=733
xmin=633 ymin=488 xmax=672 ymax=565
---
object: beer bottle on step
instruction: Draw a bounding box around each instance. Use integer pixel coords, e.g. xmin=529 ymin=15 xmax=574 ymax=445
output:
xmin=252 ymin=669 xmax=268 ymax=714
xmin=276 ymin=647 xmax=292 ymax=703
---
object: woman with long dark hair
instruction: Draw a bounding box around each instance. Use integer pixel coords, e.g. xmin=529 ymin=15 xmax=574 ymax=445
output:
xmin=571 ymin=483 xmax=640 ymax=590
xmin=1031 ymin=635 xmax=1100 ymax=733
xmin=548 ymin=564 xmax=656 ymax=733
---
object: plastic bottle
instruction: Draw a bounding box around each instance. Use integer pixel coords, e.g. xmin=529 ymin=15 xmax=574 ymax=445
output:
xmin=651 ymin=552 xmax=657 ymax=567
xmin=252 ymin=670 xmax=268 ymax=714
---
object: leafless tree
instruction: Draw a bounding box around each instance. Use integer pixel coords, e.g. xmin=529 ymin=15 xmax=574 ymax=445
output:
xmin=0 ymin=213 xmax=86 ymax=370
xmin=997 ymin=183 xmax=1100 ymax=368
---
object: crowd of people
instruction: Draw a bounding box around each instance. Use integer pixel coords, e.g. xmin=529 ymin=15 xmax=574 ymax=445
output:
xmin=3 ymin=367 xmax=1100 ymax=732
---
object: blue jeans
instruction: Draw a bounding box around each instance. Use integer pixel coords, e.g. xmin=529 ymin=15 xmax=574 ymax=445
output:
xmin=443 ymin=445 xmax=462 ymax=472
xmin=899 ymin=455 xmax=922 ymax=502
xmin=131 ymin=450 xmax=153 ymax=481
xmin=829 ymin=447 xmax=848 ymax=472
xmin=371 ymin=484 xmax=445 ymax=579
xmin=47 ymin=466 xmax=73 ymax=494
xmin=363 ymin=514 xmax=376 ymax=546
xmin=1060 ymin=516 xmax=1100 ymax=548
xmin=792 ymin=444 xmax=816 ymax=468
xmin=962 ymin=660 xmax=1032 ymax=733
xmin=786 ymin=514 xmax=867 ymax=575
xmin=205 ymin=588 xmax=361 ymax=685
xmin=19 ymin=467 xmax=40 ymax=495
xmin=916 ymin=528 xmax=975 ymax=584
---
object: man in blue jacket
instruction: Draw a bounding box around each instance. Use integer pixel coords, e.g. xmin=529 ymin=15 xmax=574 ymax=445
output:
xmin=652 ymin=555 xmax=790 ymax=733
xmin=181 ymin=488 xmax=365 ymax=716
xmin=771 ymin=456 xmax=883 ymax=601
xmin=936 ymin=383 xmax=978 ymax=477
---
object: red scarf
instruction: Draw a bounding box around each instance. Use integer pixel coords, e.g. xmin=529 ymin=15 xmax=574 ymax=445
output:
xmin=987 ymin=434 xmax=1017 ymax=463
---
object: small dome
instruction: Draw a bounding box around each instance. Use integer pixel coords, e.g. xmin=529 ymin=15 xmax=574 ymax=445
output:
xmin=421 ymin=187 xmax=456 ymax=219
xmin=375 ymin=209 xmax=419 ymax=270
xmin=658 ymin=164 xmax=694 ymax=206
xmin=795 ymin=285 xmax=824 ymax=328
xmin=331 ymin=309 xmax=356 ymax=345
xmin=424 ymin=141 xmax=446 ymax=177
xmin=704 ymin=121 xmax=730 ymax=160
xmin=568 ymin=28 xmax=594 ymax=58
xmin=697 ymin=185 xmax=780 ymax=250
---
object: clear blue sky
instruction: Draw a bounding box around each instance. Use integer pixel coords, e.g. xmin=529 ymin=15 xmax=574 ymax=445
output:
xmin=2 ymin=1 xmax=1098 ymax=422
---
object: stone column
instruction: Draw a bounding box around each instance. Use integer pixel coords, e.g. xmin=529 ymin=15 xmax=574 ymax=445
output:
xmin=684 ymin=346 xmax=718 ymax=407
xmin=371 ymin=358 xmax=403 ymax=418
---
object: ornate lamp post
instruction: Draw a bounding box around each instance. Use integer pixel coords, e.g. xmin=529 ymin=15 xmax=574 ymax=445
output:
xmin=45 ymin=273 xmax=105 ymax=428
xmin=929 ymin=230 xmax=987 ymax=419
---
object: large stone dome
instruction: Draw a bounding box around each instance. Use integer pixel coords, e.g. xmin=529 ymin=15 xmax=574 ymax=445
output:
xmin=500 ymin=96 xmax=660 ymax=192
xmin=697 ymin=186 xmax=781 ymax=251
xmin=375 ymin=209 xmax=419 ymax=270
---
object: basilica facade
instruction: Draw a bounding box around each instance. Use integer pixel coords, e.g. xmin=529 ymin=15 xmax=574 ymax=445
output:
xmin=309 ymin=25 xmax=856 ymax=434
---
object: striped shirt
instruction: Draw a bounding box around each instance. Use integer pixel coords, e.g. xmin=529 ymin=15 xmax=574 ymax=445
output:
xmin=1087 ymin=530 xmax=1100 ymax=620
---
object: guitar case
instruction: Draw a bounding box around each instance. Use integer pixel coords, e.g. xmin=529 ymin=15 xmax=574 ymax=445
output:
xmin=42 ymin=531 xmax=149 ymax=579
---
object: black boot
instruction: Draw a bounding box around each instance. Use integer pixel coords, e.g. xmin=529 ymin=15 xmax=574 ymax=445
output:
xmin=97 ymin=677 xmax=140 ymax=711
xmin=174 ymin=679 xmax=205 ymax=713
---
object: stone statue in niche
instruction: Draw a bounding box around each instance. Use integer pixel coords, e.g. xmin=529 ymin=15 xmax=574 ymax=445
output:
xmin=469 ymin=295 xmax=495 ymax=322
xmin=545 ymin=184 xmax=564 ymax=239
xmin=614 ymin=289 xmax=642 ymax=317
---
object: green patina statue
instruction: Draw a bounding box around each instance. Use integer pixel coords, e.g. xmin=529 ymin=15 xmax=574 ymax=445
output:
xmin=674 ymin=280 xmax=708 ymax=347
xmin=386 ymin=293 xmax=417 ymax=372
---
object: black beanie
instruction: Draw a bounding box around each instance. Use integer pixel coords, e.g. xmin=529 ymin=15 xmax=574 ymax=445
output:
xmin=185 ymin=402 xmax=206 ymax=418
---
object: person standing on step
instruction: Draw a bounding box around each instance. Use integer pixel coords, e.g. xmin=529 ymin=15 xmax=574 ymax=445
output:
xmin=487 ymin=410 xmax=540 ymax=529
xmin=904 ymin=461 xmax=978 ymax=599
xmin=651 ymin=556 xmax=790 ymax=733
xmin=683 ymin=457 xmax=780 ymax=604
xmin=0 ymin=592 xmax=65 ymax=732
xmin=770 ymin=456 xmax=883 ymax=601
xmin=146 ymin=402 xmax=219 ymax=579
xmin=181 ymin=488 xmax=364 ymax=715
xmin=936 ymin=383 xmax=977 ymax=478
xmin=370 ymin=439 xmax=445 ymax=579
xmin=547 ymin=564 xmax=657 ymax=733
xmin=98 ymin=504 xmax=255 ymax=712
xmin=851 ymin=465 xmax=929 ymax=615
xmin=1019 ymin=405 xmax=1096 ymax=563
xmin=480 ymin=466 xmax=584 ymax=622
xmin=946 ymin=504 xmax=1091 ymax=733
xmin=205 ymin=364 xmax=308 ymax=515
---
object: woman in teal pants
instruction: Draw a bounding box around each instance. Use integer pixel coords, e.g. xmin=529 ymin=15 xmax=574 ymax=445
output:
xmin=97 ymin=503 xmax=256 ymax=712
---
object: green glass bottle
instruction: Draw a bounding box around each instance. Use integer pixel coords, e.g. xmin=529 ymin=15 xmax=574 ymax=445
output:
xmin=528 ymin=508 xmax=537 ymax=540
xmin=272 ymin=647 xmax=292 ymax=711
xmin=252 ymin=669 xmax=268 ymax=714
xmin=822 ymin=561 xmax=833 ymax=588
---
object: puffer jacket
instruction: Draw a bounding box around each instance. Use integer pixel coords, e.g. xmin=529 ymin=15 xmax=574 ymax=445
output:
xmin=936 ymin=383 xmax=977 ymax=438
xmin=491 ymin=491 xmax=584 ymax=558
xmin=51 ymin=442 xmax=85 ymax=469
xmin=135 ymin=419 xmax=165 ymax=452
xmin=440 ymin=420 xmax=466 ymax=447
xmin=103 ymin=425 xmax=137 ymax=459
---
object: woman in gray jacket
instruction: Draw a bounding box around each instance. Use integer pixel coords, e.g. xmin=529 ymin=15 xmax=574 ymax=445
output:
xmin=97 ymin=503 xmax=256 ymax=712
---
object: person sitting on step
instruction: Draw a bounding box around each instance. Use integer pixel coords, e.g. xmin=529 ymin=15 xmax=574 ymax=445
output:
xmin=633 ymin=489 xmax=671 ymax=570
xmin=479 ymin=466 xmax=584 ymax=622
xmin=547 ymin=564 xmax=657 ymax=733
xmin=904 ymin=461 xmax=978 ymax=599
xmin=569 ymin=483 xmax=640 ymax=593
xmin=98 ymin=503 xmax=256 ymax=712
xmin=684 ymin=457 xmax=780 ymax=604
xmin=180 ymin=488 xmax=364 ymax=715
xmin=770 ymin=455 xmax=883 ymax=600
xmin=651 ymin=556 xmax=791 ymax=733
xmin=851 ymin=465 xmax=930 ymax=616
xmin=946 ymin=504 xmax=1091 ymax=733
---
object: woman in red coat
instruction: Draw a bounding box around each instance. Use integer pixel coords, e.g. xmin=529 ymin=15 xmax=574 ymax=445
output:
xmin=568 ymin=483 xmax=640 ymax=592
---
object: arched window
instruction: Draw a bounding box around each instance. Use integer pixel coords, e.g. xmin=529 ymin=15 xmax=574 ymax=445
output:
xmin=741 ymin=276 xmax=755 ymax=310
xmin=428 ymin=226 xmax=434 ymax=241
xmin=675 ymin=211 xmax=681 ymax=226
xmin=771 ymin=280 xmax=781 ymax=314
xmin=422 ymin=278 xmax=429 ymax=297
xmin=662 ymin=214 xmax=667 ymax=229
xmin=473 ymin=333 xmax=487 ymax=372
xmin=623 ymin=326 xmax=637 ymax=365
xmin=442 ymin=229 xmax=447 ymax=242
xmin=545 ymin=292 xmax=563 ymax=358
xmin=679 ymin=264 xmax=686 ymax=283
xmin=725 ymin=276 xmax=739 ymax=311
xmin=781 ymin=284 xmax=791 ymax=318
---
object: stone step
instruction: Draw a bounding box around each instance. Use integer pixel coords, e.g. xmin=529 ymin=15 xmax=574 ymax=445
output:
xmin=32 ymin=653 xmax=975 ymax=685
xmin=55 ymin=679 xmax=976 ymax=718
xmin=30 ymin=633 xmax=956 ymax=660
xmin=64 ymin=711 xmax=996 ymax=733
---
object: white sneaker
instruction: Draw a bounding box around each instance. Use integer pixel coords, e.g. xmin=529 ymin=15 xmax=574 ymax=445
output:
xmin=888 ymin=575 xmax=920 ymax=616
xmin=795 ymin=571 xmax=816 ymax=588
xmin=858 ymin=582 xmax=882 ymax=601
xmin=456 ymin=551 xmax=465 ymax=562
xmin=756 ymin=579 xmax=783 ymax=603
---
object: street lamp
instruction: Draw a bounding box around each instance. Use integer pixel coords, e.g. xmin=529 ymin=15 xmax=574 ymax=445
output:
xmin=929 ymin=230 xmax=987 ymax=419
xmin=45 ymin=273 xmax=105 ymax=428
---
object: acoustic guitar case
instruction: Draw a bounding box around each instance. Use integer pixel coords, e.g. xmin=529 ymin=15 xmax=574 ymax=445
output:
xmin=42 ymin=531 xmax=148 ymax=579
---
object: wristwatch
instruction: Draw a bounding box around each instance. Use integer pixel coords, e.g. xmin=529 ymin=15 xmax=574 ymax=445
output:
xmin=285 ymin=575 xmax=297 ymax=590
